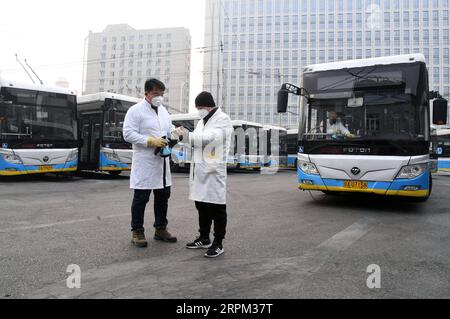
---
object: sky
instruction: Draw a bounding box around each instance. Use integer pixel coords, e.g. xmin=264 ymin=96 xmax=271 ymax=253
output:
xmin=0 ymin=0 xmax=206 ymax=111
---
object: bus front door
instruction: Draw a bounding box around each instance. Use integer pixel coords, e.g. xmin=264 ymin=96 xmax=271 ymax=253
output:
xmin=79 ymin=114 xmax=102 ymax=170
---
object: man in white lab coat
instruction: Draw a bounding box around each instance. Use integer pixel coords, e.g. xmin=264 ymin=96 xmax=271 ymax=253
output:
xmin=123 ymin=78 xmax=180 ymax=247
xmin=179 ymin=92 xmax=233 ymax=258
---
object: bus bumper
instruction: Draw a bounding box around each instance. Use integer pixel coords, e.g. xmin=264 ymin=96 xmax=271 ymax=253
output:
xmin=298 ymin=169 xmax=430 ymax=198
xmin=0 ymin=159 xmax=78 ymax=176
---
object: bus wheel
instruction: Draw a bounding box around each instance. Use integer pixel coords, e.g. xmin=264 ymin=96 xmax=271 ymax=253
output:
xmin=109 ymin=171 xmax=122 ymax=176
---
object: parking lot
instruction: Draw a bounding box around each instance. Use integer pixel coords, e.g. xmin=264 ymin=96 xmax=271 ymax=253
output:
xmin=1 ymin=170 xmax=450 ymax=299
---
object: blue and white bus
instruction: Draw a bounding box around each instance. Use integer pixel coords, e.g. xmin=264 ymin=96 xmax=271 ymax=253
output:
xmin=277 ymin=54 xmax=448 ymax=201
xmin=436 ymin=127 xmax=450 ymax=172
xmin=0 ymin=78 xmax=78 ymax=176
xmin=230 ymin=120 xmax=263 ymax=170
xmin=77 ymin=93 xmax=140 ymax=175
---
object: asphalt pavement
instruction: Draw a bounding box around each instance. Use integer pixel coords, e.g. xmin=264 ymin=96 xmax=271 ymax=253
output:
xmin=0 ymin=170 xmax=449 ymax=299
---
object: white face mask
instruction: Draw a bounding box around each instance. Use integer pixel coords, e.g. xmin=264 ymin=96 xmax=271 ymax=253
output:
xmin=198 ymin=109 xmax=209 ymax=119
xmin=151 ymin=96 xmax=164 ymax=107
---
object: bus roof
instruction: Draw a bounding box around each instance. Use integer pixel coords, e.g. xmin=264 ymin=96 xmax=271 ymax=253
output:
xmin=263 ymin=125 xmax=287 ymax=131
xmin=232 ymin=120 xmax=264 ymax=128
xmin=287 ymin=129 xmax=298 ymax=135
xmin=303 ymin=54 xmax=426 ymax=74
xmin=77 ymin=92 xmax=140 ymax=104
xmin=170 ymin=113 xmax=200 ymax=121
xmin=0 ymin=77 xmax=76 ymax=96
xmin=437 ymin=128 xmax=450 ymax=136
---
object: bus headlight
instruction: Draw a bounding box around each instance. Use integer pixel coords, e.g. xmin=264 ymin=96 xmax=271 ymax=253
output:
xmin=104 ymin=152 xmax=120 ymax=162
xmin=0 ymin=153 xmax=23 ymax=164
xmin=299 ymin=161 xmax=319 ymax=175
xmin=66 ymin=150 xmax=78 ymax=162
xmin=396 ymin=164 xmax=427 ymax=179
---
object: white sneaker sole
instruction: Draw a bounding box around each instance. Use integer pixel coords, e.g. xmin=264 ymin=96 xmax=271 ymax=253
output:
xmin=204 ymin=248 xmax=224 ymax=258
xmin=186 ymin=243 xmax=212 ymax=249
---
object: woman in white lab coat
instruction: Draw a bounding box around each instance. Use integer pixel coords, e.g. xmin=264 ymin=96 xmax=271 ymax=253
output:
xmin=123 ymin=78 xmax=179 ymax=247
xmin=181 ymin=92 xmax=233 ymax=258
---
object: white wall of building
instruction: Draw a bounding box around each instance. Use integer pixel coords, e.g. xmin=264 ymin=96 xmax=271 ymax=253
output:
xmin=84 ymin=24 xmax=191 ymax=114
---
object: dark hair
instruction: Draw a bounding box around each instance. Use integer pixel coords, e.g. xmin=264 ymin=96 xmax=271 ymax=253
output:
xmin=145 ymin=78 xmax=165 ymax=92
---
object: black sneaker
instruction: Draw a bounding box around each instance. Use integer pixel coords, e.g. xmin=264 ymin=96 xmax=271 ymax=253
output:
xmin=204 ymin=242 xmax=224 ymax=258
xmin=186 ymin=238 xmax=212 ymax=249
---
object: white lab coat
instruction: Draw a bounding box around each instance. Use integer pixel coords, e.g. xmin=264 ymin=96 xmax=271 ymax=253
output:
xmin=123 ymin=99 xmax=174 ymax=190
xmin=188 ymin=108 xmax=233 ymax=205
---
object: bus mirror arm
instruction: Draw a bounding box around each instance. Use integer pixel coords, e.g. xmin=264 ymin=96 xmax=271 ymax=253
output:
xmin=277 ymin=83 xmax=309 ymax=114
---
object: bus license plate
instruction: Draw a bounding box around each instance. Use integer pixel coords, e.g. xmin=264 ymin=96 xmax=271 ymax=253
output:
xmin=39 ymin=165 xmax=53 ymax=171
xmin=344 ymin=181 xmax=368 ymax=190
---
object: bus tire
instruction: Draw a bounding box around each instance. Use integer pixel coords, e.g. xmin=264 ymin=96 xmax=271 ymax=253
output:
xmin=109 ymin=171 xmax=122 ymax=176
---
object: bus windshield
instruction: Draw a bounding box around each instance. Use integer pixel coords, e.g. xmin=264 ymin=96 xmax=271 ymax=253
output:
xmin=302 ymin=62 xmax=428 ymax=142
xmin=103 ymin=99 xmax=135 ymax=144
xmin=0 ymin=87 xmax=77 ymax=141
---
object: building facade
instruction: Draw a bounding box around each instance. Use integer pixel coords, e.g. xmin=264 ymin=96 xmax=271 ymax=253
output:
xmin=204 ymin=0 xmax=450 ymax=128
xmin=83 ymin=24 xmax=191 ymax=114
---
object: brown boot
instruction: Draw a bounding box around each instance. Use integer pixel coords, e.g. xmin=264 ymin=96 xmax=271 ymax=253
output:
xmin=131 ymin=228 xmax=148 ymax=247
xmin=154 ymin=226 xmax=177 ymax=243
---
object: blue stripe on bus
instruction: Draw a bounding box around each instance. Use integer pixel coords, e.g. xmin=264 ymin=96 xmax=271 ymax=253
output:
xmin=387 ymin=171 xmax=430 ymax=191
xmin=99 ymin=152 xmax=129 ymax=170
xmin=0 ymin=157 xmax=78 ymax=174
xmin=438 ymin=158 xmax=450 ymax=170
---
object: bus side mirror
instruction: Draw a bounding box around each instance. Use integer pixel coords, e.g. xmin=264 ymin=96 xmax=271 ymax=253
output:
xmin=277 ymin=89 xmax=289 ymax=113
xmin=433 ymin=98 xmax=448 ymax=125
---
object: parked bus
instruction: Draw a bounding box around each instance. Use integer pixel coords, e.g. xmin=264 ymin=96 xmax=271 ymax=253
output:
xmin=277 ymin=54 xmax=448 ymax=201
xmin=169 ymin=113 xmax=200 ymax=170
xmin=77 ymin=92 xmax=139 ymax=175
xmin=287 ymin=129 xmax=299 ymax=169
xmin=436 ymin=127 xmax=450 ymax=172
xmin=230 ymin=120 xmax=263 ymax=170
xmin=262 ymin=125 xmax=288 ymax=168
xmin=0 ymin=78 xmax=78 ymax=176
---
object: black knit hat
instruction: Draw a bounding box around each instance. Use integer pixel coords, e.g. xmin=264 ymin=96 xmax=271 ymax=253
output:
xmin=195 ymin=91 xmax=216 ymax=108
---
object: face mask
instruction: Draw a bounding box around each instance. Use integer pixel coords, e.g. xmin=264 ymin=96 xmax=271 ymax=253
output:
xmin=198 ymin=109 xmax=209 ymax=119
xmin=151 ymin=96 xmax=164 ymax=107
xmin=330 ymin=118 xmax=337 ymax=125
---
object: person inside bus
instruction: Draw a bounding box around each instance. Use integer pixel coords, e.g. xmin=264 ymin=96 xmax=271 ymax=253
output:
xmin=123 ymin=78 xmax=183 ymax=248
xmin=178 ymin=92 xmax=233 ymax=258
xmin=324 ymin=111 xmax=354 ymax=139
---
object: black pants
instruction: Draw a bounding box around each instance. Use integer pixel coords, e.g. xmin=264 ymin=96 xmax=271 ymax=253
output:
xmin=195 ymin=201 xmax=227 ymax=244
xmin=131 ymin=187 xmax=171 ymax=231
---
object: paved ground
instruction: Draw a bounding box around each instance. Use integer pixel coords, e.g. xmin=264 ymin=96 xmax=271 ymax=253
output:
xmin=0 ymin=170 xmax=449 ymax=299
